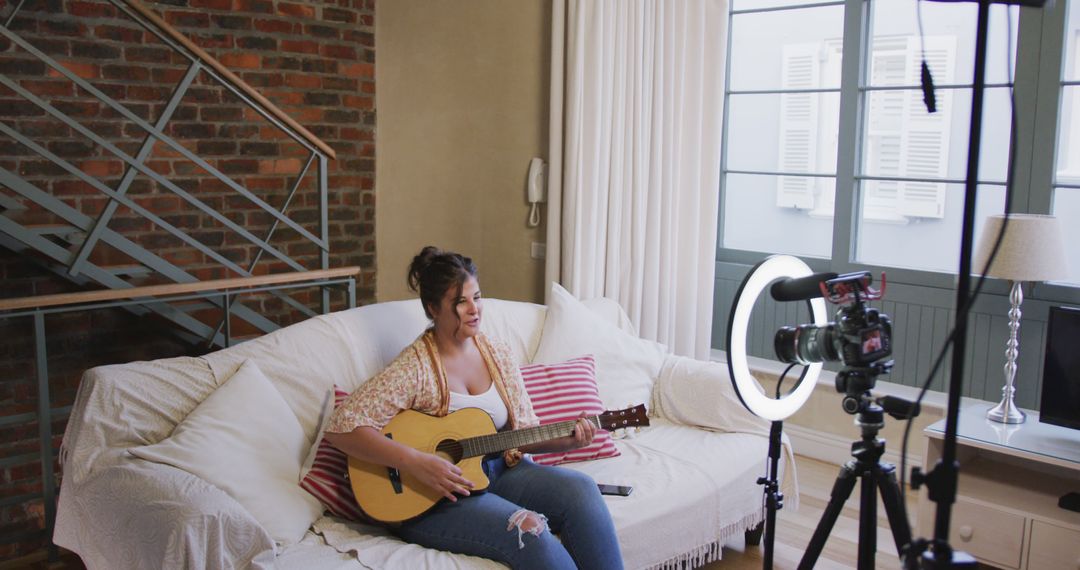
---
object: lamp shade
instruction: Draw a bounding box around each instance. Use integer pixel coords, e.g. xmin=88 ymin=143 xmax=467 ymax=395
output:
xmin=972 ymin=214 xmax=1068 ymax=282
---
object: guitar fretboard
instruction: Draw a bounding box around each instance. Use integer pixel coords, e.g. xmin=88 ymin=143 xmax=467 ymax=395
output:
xmin=460 ymin=416 xmax=602 ymax=458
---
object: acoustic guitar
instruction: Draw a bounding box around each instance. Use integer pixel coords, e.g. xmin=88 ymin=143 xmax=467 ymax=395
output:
xmin=346 ymin=404 xmax=649 ymax=522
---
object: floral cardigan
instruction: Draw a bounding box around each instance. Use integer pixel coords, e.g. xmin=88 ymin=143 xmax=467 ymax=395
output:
xmin=326 ymin=330 xmax=540 ymax=465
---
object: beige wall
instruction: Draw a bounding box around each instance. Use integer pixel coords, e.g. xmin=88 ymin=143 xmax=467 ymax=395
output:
xmin=376 ymin=1 xmax=551 ymax=303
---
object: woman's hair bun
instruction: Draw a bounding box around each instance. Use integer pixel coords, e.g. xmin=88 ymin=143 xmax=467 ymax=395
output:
xmin=407 ymin=246 xmax=441 ymax=293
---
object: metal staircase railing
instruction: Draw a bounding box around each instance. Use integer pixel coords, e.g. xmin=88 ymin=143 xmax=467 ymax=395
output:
xmin=0 ymin=0 xmax=359 ymax=560
xmin=0 ymin=268 xmax=360 ymax=562
xmin=0 ymin=0 xmax=339 ymax=346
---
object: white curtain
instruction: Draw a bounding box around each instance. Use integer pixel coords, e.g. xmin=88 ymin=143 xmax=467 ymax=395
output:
xmin=545 ymin=0 xmax=727 ymax=359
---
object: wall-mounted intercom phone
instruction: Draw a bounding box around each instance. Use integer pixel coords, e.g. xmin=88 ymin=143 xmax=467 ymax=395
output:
xmin=527 ymin=157 xmax=546 ymax=227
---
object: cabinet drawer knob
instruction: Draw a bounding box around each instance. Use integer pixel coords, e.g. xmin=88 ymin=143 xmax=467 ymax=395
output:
xmin=958 ymin=525 xmax=973 ymax=541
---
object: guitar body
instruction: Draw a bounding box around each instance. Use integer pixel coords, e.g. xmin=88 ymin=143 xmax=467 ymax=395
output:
xmin=344 ymin=403 xmax=648 ymax=523
xmin=347 ymin=408 xmax=495 ymax=523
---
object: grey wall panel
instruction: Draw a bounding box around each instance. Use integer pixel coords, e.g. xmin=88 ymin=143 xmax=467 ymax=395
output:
xmin=903 ymin=304 xmax=923 ymax=388
xmin=1031 ymin=320 xmax=1046 ymax=410
xmin=1017 ymin=319 xmax=1045 ymax=410
xmin=932 ymin=308 xmax=952 ymax=393
xmin=916 ymin=306 xmax=935 ymax=392
xmin=986 ymin=315 xmax=1010 ymax=403
xmin=968 ymin=313 xmax=991 ymax=403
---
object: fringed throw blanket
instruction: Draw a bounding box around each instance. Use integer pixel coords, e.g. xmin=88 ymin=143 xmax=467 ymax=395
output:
xmin=311 ymin=353 xmax=798 ymax=570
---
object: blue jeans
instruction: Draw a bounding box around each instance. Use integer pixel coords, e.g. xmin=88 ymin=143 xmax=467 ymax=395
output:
xmin=393 ymin=456 xmax=624 ymax=570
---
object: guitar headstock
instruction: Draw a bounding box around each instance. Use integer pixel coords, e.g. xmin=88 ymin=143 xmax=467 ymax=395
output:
xmin=597 ymin=404 xmax=649 ymax=432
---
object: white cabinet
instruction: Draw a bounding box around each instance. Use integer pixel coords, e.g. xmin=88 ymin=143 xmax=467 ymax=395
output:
xmin=918 ymin=403 xmax=1080 ymax=570
xmin=1028 ymin=520 xmax=1080 ymax=569
xmin=946 ymin=498 xmax=1026 ymax=569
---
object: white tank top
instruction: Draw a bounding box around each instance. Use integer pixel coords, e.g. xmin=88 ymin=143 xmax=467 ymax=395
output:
xmin=448 ymin=382 xmax=509 ymax=430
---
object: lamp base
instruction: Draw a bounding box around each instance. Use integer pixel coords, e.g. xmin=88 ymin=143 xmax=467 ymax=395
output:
xmin=986 ymin=396 xmax=1026 ymax=424
xmin=987 ymin=280 xmax=1027 ymax=425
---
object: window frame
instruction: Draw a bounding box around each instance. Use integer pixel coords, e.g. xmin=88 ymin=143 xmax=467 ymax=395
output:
xmin=717 ymin=0 xmax=1080 ymax=307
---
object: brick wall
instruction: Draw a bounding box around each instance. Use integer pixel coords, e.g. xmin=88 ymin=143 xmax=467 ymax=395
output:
xmin=0 ymin=0 xmax=376 ymax=560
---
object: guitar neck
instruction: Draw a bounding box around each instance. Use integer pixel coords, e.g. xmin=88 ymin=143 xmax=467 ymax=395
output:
xmin=460 ymin=415 xmax=601 ymax=458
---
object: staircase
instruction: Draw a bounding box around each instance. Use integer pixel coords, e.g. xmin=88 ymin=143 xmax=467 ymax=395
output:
xmin=0 ymin=0 xmax=340 ymax=347
xmin=0 ymin=0 xmax=366 ymax=560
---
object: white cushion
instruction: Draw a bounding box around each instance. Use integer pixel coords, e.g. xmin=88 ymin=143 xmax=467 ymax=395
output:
xmin=477 ymin=298 xmax=547 ymax=364
xmin=531 ymin=283 xmax=667 ymax=411
xmin=129 ymin=359 xmax=323 ymax=546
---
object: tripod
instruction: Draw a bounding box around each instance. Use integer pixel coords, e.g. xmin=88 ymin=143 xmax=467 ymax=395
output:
xmin=758 ymin=420 xmax=784 ymax=569
xmin=798 ymin=401 xmax=912 ymax=570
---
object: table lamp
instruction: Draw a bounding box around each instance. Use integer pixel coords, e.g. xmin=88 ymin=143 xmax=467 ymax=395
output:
xmin=972 ymin=214 xmax=1068 ymax=424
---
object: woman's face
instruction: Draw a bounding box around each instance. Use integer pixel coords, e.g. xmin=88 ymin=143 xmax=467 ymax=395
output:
xmin=431 ymin=275 xmax=483 ymax=341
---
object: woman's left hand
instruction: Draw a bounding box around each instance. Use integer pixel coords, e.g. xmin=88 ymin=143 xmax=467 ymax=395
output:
xmin=518 ymin=412 xmax=597 ymax=455
xmin=570 ymin=412 xmax=596 ymax=449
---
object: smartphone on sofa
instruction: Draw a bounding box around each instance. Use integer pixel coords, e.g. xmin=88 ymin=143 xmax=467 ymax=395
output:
xmin=597 ymin=484 xmax=633 ymax=496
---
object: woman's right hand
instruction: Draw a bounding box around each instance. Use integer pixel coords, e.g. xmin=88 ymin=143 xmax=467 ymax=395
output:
xmin=404 ymin=452 xmax=474 ymax=502
xmin=326 ymin=428 xmax=474 ymax=501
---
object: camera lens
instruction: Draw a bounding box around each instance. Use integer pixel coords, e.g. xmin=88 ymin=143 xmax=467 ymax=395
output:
xmin=774 ymin=324 xmax=841 ymax=365
xmin=774 ymin=327 xmax=800 ymax=363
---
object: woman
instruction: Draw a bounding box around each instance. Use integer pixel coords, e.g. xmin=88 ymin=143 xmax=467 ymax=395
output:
xmin=325 ymin=246 xmax=623 ymax=570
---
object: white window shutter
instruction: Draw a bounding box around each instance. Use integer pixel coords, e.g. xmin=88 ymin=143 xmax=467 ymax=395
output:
xmin=863 ymin=37 xmax=909 ymax=221
xmin=777 ymin=43 xmax=821 ymax=209
xmin=810 ymin=40 xmax=844 ymax=219
xmin=897 ymin=36 xmax=956 ymax=219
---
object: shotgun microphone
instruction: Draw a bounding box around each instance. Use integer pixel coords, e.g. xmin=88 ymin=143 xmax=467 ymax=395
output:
xmin=769 ymin=272 xmax=839 ymax=302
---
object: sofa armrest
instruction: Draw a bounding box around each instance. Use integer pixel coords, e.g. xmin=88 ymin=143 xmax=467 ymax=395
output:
xmin=652 ymin=354 xmax=801 ymax=509
xmin=55 ymin=459 xmax=277 ymax=570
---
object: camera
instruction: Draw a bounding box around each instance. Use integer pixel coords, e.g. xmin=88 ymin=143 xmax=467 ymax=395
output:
xmin=774 ymin=305 xmax=891 ymax=368
xmin=772 ymin=272 xmax=894 ymax=402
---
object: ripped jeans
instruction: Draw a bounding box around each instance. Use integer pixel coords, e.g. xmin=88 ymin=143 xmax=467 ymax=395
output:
xmin=392 ymin=456 xmax=624 ymax=570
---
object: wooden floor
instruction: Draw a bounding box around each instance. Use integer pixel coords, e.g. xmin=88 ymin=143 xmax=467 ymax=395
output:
xmin=703 ymin=454 xmax=922 ymax=570
xmin=6 ymin=454 xmax=924 ymax=570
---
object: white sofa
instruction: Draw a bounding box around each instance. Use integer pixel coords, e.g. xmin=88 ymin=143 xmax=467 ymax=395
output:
xmin=54 ymin=287 xmax=796 ymax=570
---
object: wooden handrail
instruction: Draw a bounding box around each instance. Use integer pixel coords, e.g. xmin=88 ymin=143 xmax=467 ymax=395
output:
xmin=0 ymin=267 xmax=360 ymax=311
xmin=119 ymin=0 xmax=337 ymax=160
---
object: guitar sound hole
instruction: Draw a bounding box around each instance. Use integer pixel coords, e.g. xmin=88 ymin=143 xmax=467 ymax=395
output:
xmin=434 ymin=439 xmax=464 ymax=464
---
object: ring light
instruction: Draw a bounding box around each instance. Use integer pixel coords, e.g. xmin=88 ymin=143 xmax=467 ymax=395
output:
xmin=726 ymin=255 xmax=828 ymax=421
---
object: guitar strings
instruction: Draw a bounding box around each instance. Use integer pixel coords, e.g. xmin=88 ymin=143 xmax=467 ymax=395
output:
xmin=451 ymin=411 xmax=634 ymax=459
xmin=461 ymin=419 xmax=581 ymax=457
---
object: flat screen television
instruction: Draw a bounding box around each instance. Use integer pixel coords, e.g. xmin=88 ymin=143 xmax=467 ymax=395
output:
xmin=1039 ymin=305 xmax=1080 ymax=431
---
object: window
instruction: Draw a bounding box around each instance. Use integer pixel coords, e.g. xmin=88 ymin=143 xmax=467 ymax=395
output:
xmin=856 ymin=1 xmax=1014 ymax=273
xmin=1054 ymin=0 xmax=1080 ymax=285
xmin=716 ymin=0 xmax=1080 ymax=404
xmin=720 ymin=0 xmax=1040 ymax=279
xmin=723 ymin=3 xmax=843 ymax=259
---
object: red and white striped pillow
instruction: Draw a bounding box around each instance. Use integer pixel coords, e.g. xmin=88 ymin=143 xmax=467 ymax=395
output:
xmin=299 ymin=387 xmax=370 ymax=523
xmin=521 ymin=355 xmax=620 ymax=466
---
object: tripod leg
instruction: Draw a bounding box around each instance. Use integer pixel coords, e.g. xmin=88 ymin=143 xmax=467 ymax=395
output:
xmin=858 ymin=469 xmax=878 ymax=570
xmin=798 ymin=462 xmax=859 ymax=570
xmin=876 ymin=462 xmax=913 ymax=555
